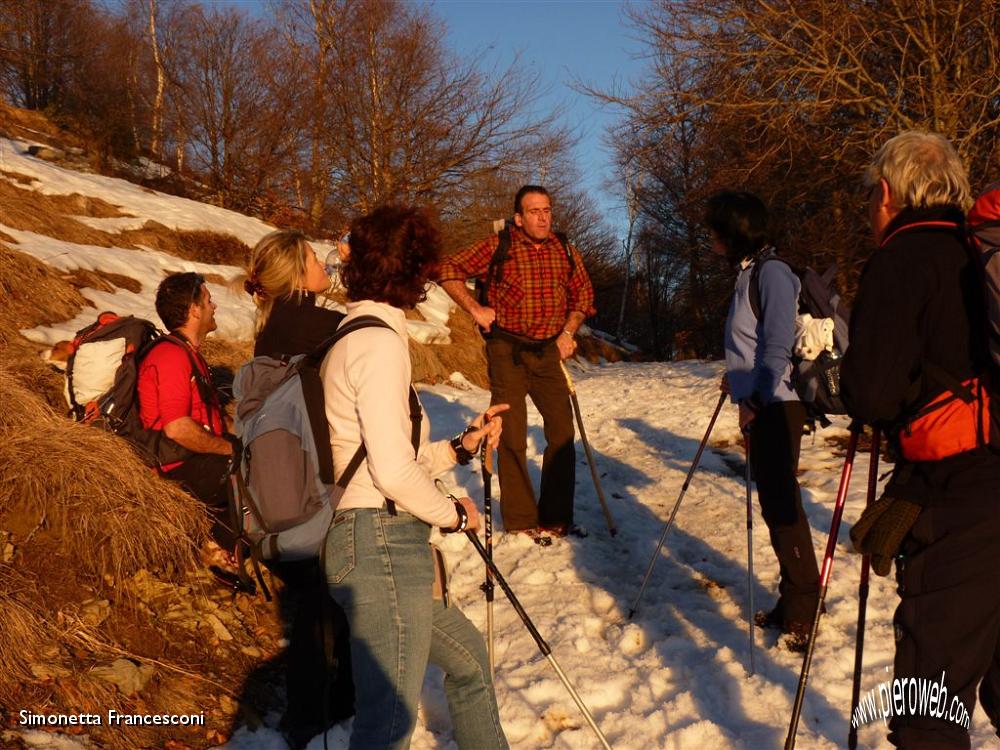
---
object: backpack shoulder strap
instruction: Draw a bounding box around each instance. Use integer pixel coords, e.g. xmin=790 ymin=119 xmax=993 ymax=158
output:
xmin=297 ymin=315 xmax=397 ymax=486
xmin=554 ymin=231 xmax=576 ymax=276
xmin=303 ymin=314 xmax=394 ymax=368
xmin=748 ymin=253 xmax=789 ymax=319
xmin=157 ymin=333 xmax=220 ymax=422
xmin=480 ymin=228 xmax=512 ymax=306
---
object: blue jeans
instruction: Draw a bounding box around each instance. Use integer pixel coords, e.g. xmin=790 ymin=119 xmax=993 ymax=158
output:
xmin=324 ymin=507 xmax=508 ymax=750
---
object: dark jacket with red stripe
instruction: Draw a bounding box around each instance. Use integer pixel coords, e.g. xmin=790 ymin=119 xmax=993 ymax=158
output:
xmin=841 ymin=205 xmax=1000 ymax=504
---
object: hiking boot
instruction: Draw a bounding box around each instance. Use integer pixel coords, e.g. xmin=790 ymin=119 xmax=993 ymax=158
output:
xmin=510 ymin=527 xmax=553 ymax=546
xmin=754 ymin=606 xmax=783 ymax=631
xmin=755 ymin=602 xmax=825 ymax=631
xmin=541 ymin=523 xmax=589 ymax=539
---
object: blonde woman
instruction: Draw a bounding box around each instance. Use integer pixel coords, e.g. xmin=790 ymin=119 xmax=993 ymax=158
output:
xmin=240 ymin=229 xmax=344 ymax=358
xmin=237 ymin=229 xmax=353 ymax=747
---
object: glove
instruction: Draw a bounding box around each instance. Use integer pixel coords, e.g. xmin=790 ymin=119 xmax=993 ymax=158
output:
xmin=849 ymin=493 xmax=922 ymax=576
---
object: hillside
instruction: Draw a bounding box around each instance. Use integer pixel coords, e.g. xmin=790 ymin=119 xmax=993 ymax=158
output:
xmin=0 ymin=108 xmax=632 ymax=750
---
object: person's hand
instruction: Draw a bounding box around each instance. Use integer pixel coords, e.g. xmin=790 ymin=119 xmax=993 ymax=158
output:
xmin=462 ymin=404 xmax=510 ymax=453
xmin=739 ymin=402 xmax=757 ymax=431
xmin=457 ymin=496 xmax=481 ymax=532
xmin=557 ymin=331 xmax=577 ymax=360
xmin=471 ymin=303 xmax=496 ymax=332
xmin=720 ymin=374 xmax=731 ymax=395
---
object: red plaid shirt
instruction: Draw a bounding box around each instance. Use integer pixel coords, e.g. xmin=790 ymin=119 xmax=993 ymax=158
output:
xmin=440 ymin=227 xmax=596 ymax=340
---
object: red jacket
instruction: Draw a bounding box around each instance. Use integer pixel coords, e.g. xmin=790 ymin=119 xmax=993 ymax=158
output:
xmin=137 ymin=338 xmax=223 ymax=472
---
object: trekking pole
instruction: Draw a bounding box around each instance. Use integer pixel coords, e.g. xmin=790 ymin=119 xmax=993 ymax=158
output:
xmin=481 ymin=440 xmax=496 ymax=678
xmin=744 ymin=427 xmax=755 ymax=678
xmin=629 ymin=391 xmax=727 ymax=619
xmin=560 ymin=361 xmax=617 ymax=537
xmin=465 ymin=529 xmax=613 ymax=749
xmin=785 ymin=427 xmax=861 ymax=750
xmin=848 ymin=428 xmax=880 ymax=750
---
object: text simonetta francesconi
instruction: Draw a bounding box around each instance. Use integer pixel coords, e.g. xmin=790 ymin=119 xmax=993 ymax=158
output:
xmin=19 ymin=709 xmax=206 ymax=727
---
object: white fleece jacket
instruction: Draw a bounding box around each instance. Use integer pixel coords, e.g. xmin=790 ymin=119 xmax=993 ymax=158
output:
xmin=319 ymin=300 xmax=459 ymax=528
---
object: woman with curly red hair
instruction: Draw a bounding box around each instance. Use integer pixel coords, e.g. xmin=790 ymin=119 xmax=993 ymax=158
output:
xmin=321 ymin=205 xmax=509 ymax=750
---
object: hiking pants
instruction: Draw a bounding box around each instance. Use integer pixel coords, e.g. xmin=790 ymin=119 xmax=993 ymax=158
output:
xmin=486 ymin=338 xmax=575 ymax=530
xmin=888 ymin=499 xmax=1000 ymax=749
xmin=163 ymin=453 xmax=234 ymax=548
xmin=266 ymin=559 xmax=355 ymax=735
xmin=324 ymin=506 xmax=508 ymax=750
xmin=747 ymin=400 xmax=820 ymax=627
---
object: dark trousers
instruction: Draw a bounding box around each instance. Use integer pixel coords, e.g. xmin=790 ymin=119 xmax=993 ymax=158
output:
xmin=267 ymin=560 xmax=355 ymax=737
xmin=486 ymin=338 xmax=575 ymax=530
xmin=163 ymin=453 xmax=235 ymax=548
xmin=748 ymin=401 xmax=820 ymax=626
xmin=888 ymin=500 xmax=1000 ymax=749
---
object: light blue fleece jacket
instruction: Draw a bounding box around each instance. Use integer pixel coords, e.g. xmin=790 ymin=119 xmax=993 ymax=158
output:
xmin=724 ymin=249 xmax=800 ymax=406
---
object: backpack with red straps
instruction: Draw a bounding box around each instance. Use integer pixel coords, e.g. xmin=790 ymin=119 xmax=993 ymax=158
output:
xmin=64 ymin=311 xmax=213 ymax=469
xmin=887 ymin=205 xmax=1000 ymax=462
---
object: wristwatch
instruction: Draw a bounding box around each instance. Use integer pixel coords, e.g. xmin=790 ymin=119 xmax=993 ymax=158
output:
xmin=450 ymin=427 xmax=479 ymax=465
xmin=443 ymin=501 xmax=469 ymax=534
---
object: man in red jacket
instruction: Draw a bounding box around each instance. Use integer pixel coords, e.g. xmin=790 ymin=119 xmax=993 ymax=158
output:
xmin=440 ymin=186 xmax=596 ymax=539
xmin=842 ymin=131 xmax=1000 ymax=749
xmin=138 ymin=272 xmax=237 ymax=546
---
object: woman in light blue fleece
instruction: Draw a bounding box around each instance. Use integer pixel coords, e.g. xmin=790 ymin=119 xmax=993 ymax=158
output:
xmin=706 ymin=190 xmax=820 ymax=652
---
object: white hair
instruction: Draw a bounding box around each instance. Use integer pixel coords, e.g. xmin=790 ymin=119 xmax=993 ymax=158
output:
xmin=864 ymin=130 xmax=971 ymax=210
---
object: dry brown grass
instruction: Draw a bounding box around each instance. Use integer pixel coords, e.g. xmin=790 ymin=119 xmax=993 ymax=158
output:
xmin=1 ymin=176 xmax=251 ymax=269
xmin=1 ymin=168 xmax=35 ymax=185
xmin=577 ymin=333 xmax=641 ymax=364
xmin=0 ymin=178 xmax=122 ymax=247
xmin=409 ymin=306 xmax=489 ymax=388
xmin=0 ymin=243 xmax=91 ymax=408
xmin=0 ymin=244 xmax=89 ymax=330
xmin=201 ymin=336 xmax=254 ymax=373
xmin=119 ymin=221 xmax=251 ymax=267
xmin=0 ymin=100 xmax=88 ymax=150
xmin=0 ymin=365 xmax=215 ymax=729
xmin=0 ymin=367 xmax=207 ymax=582
xmin=0 ymin=359 xmax=283 ymax=748
xmin=65 ymin=267 xmax=143 ymax=294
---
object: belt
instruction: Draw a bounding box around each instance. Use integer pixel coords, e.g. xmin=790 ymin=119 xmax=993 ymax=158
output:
xmin=488 ymin=327 xmax=559 ymax=365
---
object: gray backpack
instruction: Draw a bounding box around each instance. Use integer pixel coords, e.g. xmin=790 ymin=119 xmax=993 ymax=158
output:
xmin=230 ymin=315 xmax=421 ymax=596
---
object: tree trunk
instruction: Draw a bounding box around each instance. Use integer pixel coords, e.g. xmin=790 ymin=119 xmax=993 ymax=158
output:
xmin=147 ymin=0 xmax=166 ymax=157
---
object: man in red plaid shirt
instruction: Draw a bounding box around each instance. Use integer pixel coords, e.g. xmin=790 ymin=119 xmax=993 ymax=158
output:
xmin=440 ymin=186 xmax=596 ymax=539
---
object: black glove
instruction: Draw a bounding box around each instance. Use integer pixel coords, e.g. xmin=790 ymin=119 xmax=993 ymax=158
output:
xmin=849 ymin=493 xmax=922 ymax=576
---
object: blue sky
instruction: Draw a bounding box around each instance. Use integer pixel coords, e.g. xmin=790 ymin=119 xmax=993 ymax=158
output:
xmin=232 ymin=0 xmax=643 ymax=232
xmin=429 ymin=0 xmax=643 ymax=228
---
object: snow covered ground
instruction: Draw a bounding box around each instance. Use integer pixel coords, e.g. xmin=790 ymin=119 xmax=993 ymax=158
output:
xmin=219 ymin=361 xmax=996 ymax=750
xmin=5 ymin=134 xmax=995 ymax=750
xmin=1 ymin=137 xmax=455 ymax=347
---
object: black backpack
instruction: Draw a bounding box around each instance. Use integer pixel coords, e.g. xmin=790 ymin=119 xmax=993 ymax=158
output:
xmin=65 ymin=311 xmax=218 ymax=469
xmin=748 ymin=253 xmax=851 ymax=424
xmin=476 ymin=219 xmax=575 ymax=306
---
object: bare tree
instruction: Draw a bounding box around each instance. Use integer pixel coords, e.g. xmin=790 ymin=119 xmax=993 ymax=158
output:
xmin=167 ymin=4 xmax=302 ymax=210
xmin=588 ymin=0 xmax=999 ymax=357
xmin=273 ymin=0 xmax=560 ymax=232
xmin=1 ymin=0 xmax=95 ymax=110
